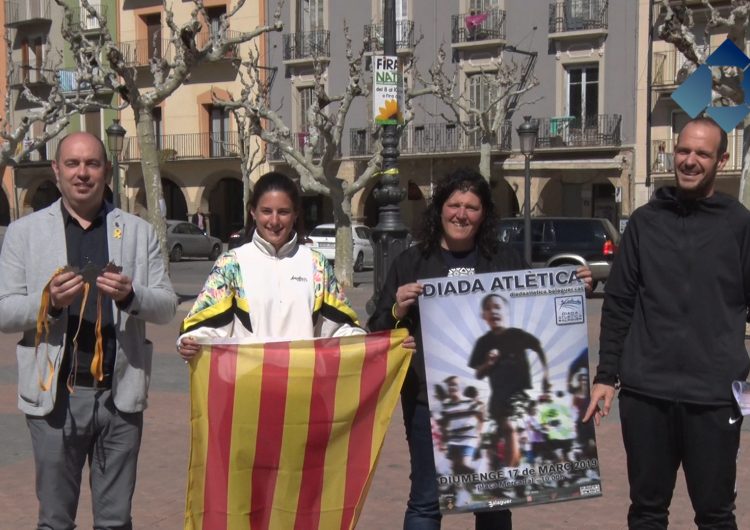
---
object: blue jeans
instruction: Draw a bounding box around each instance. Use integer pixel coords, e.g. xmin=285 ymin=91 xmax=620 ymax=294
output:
xmin=402 ymin=398 xmax=511 ymax=530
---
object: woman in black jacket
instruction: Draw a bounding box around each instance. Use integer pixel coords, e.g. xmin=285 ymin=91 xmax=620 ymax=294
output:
xmin=369 ymin=168 xmax=589 ymax=530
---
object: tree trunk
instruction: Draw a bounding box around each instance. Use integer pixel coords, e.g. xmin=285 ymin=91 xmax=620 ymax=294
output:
xmin=243 ymin=177 xmax=251 ymax=226
xmin=239 ymin=137 xmax=252 ymax=226
xmin=134 ymin=106 xmax=169 ymax=269
xmin=333 ymin=191 xmax=354 ymax=288
xmin=479 ymin=141 xmax=492 ymax=182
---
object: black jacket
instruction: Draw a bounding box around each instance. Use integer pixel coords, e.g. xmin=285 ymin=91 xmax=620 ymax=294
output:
xmin=595 ymin=187 xmax=750 ymax=405
xmin=368 ymin=243 xmax=526 ymax=405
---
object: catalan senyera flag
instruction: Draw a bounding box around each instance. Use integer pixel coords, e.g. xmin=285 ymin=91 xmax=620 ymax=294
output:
xmin=184 ymin=330 xmax=411 ymax=530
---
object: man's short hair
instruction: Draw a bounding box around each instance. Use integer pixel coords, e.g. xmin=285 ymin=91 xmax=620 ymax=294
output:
xmin=679 ymin=116 xmax=728 ymax=158
xmin=55 ymin=132 xmax=109 ymax=164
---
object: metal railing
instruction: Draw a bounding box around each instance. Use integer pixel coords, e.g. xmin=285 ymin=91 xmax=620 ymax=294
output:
xmin=651 ymin=139 xmax=674 ymax=173
xmin=364 ymin=20 xmax=415 ymax=52
xmin=117 ymin=30 xmax=241 ymax=66
xmin=650 ymin=139 xmax=674 ymax=173
xmin=9 ymin=63 xmax=56 ymax=87
xmin=117 ymin=39 xmax=174 ymax=66
xmin=121 ymin=132 xmax=241 ymax=161
xmin=535 ymin=114 xmax=621 ymax=148
xmin=5 ymin=0 xmax=52 ymax=27
xmin=18 ymin=136 xmax=60 ymax=164
xmin=451 ymin=8 xmax=506 ymax=45
xmin=283 ymin=30 xmax=330 ymax=61
xmin=651 ymin=130 xmax=744 ymax=173
xmin=196 ymin=28 xmax=242 ymax=57
xmin=549 ymin=0 xmax=608 ymax=33
xmin=67 ymin=3 xmax=108 ymax=32
xmin=266 ymin=131 xmax=336 ymax=161
xmin=652 ymin=48 xmax=700 ymax=87
xmin=58 ymin=69 xmax=91 ymax=92
xmin=349 ymin=121 xmax=512 ymax=157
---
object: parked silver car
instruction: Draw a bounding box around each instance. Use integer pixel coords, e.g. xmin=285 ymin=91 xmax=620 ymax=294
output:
xmin=166 ymin=220 xmax=223 ymax=262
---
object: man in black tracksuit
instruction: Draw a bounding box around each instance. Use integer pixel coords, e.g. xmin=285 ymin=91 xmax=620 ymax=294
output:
xmin=585 ymin=117 xmax=750 ymax=529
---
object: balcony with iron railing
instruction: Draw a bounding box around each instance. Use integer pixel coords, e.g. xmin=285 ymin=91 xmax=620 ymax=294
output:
xmin=651 ymin=47 xmax=702 ymax=90
xmin=117 ymin=30 xmax=240 ymax=67
xmin=650 ymin=139 xmax=675 ymax=173
xmin=17 ymin=136 xmax=60 ymax=164
xmin=452 ymin=8 xmax=506 ymax=46
xmin=121 ymin=132 xmax=241 ymax=161
xmin=363 ymin=20 xmax=415 ymax=53
xmin=196 ymin=28 xmax=242 ymax=58
xmin=67 ymin=4 xmax=108 ymax=33
xmin=651 ymin=130 xmax=744 ymax=174
xmin=59 ymin=69 xmax=90 ymax=93
xmin=117 ymin=39 xmax=174 ymax=67
xmin=283 ymin=30 xmax=330 ymax=62
xmin=535 ymin=114 xmax=621 ymax=148
xmin=5 ymin=0 xmax=52 ymax=28
xmin=266 ymin=131 xmax=336 ymax=161
xmin=9 ymin=63 xmax=56 ymax=87
xmin=348 ymin=121 xmax=512 ymax=157
xmin=548 ymin=0 xmax=608 ymax=35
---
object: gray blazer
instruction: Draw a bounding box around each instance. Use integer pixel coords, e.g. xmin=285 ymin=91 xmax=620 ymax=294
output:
xmin=0 ymin=199 xmax=177 ymax=415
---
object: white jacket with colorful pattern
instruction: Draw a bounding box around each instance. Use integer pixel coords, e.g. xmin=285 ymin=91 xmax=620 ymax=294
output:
xmin=180 ymin=231 xmax=364 ymax=342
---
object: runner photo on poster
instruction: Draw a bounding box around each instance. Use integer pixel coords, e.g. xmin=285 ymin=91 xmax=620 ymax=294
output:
xmin=419 ymin=266 xmax=602 ymax=514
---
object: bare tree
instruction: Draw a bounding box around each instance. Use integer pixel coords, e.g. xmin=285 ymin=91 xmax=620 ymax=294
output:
xmin=416 ymin=45 xmax=538 ymax=181
xmin=0 ymin=34 xmax=112 ymax=196
xmin=230 ymin=108 xmax=266 ymax=223
xmin=217 ymin=25 xmax=392 ymax=287
xmin=657 ymin=0 xmax=750 ymax=204
xmin=224 ymin=55 xmax=274 ymax=227
xmin=56 ymin=0 xmax=283 ymax=264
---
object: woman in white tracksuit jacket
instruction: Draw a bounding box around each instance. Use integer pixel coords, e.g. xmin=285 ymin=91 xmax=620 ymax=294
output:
xmin=177 ymin=172 xmax=363 ymax=357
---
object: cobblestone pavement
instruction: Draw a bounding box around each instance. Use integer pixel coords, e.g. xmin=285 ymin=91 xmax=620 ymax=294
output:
xmin=1 ymin=284 xmax=748 ymax=529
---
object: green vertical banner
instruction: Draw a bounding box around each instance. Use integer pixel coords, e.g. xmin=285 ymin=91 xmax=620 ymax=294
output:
xmin=373 ymin=55 xmax=403 ymax=126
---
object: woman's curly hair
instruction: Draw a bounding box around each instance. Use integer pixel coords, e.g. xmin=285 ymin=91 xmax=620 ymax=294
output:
xmin=417 ymin=168 xmax=500 ymax=258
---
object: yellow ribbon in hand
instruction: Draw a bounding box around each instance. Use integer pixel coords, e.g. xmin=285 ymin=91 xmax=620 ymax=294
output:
xmin=35 ymin=267 xmax=106 ymax=392
xmin=34 ymin=270 xmax=61 ymax=392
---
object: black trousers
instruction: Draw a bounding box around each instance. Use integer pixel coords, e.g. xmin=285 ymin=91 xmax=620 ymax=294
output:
xmin=619 ymin=390 xmax=741 ymax=530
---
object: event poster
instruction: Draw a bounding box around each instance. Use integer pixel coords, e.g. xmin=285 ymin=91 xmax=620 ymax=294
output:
xmin=372 ymin=55 xmax=403 ymax=125
xmin=419 ymin=266 xmax=602 ymax=514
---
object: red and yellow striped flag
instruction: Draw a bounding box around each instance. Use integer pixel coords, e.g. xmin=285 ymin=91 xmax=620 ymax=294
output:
xmin=184 ymin=330 xmax=410 ymax=530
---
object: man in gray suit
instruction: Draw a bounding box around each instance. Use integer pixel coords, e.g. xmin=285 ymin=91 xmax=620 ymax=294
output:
xmin=0 ymin=131 xmax=177 ymax=529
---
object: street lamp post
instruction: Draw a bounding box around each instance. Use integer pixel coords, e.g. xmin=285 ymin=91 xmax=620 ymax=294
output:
xmin=516 ymin=116 xmax=538 ymax=266
xmin=106 ymin=118 xmax=126 ymax=209
xmin=368 ymin=0 xmax=408 ymax=313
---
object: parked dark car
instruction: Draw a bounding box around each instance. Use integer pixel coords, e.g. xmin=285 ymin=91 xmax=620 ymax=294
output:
xmin=166 ymin=220 xmax=223 ymax=262
xmin=497 ymin=217 xmax=620 ymax=289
